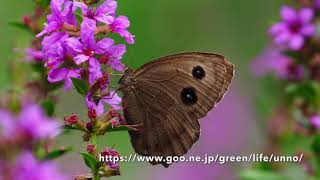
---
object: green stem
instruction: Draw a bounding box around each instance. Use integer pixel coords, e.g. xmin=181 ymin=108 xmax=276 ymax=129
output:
xmin=93 ymin=173 xmax=100 ymax=180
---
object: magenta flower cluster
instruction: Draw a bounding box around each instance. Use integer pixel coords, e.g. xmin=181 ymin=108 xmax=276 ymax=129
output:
xmin=253 ymin=3 xmax=320 ymax=130
xmin=0 ymin=104 xmax=66 ymax=179
xmin=269 ymin=6 xmax=315 ymax=50
xmin=14 ymin=152 xmax=68 ymax=180
xmin=254 ymin=5 xmax=317 ymax=80
xmin=35 ymin=0 xmax=134 ymax=115
xmin=0 ymin=104 xmax=61 ymax=140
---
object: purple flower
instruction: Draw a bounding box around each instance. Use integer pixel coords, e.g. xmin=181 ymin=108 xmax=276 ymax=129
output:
xmin=48 ymin=68 xmax=82 ymax=90
xmin=101 ymin=148 xmax=120 ymax=169
xmin=0 ymin=110 xmax=15 ymax=138
xmin=0 ymin=104 xmax=61 ymax=139
xmin=15 ymin=152 xmax=68 ymax=180
xmin=37 ymin=0 xmax=77 ymax=37
xmin=67 ymin=18 xmax=125 ymax=84
xmin=86 ymin=91 xmax=122 ymax=116
xmin=25 ymin=48 xmax=45 ymax=62
xmin=41 ymin=31 xmax=83 ymax=90
xmin=42 ymin=32 xmax=69 ymax=61
xmin=110 ymin=16 xmax=135 ymax=44
xmin=66 ymin=18 xmax=102 ymax=84
xmin=269 ymin=6 xmax=315 ymax=50
xmin=311 ymin=115 xmax=320 ymax=128
xmin=99 ymin=44 xmax=127 ymax=72
xmin=102 ymin=91 xmax=122 ymax=110
xmin=73 ymin=0 xmax=117 ymax=24
xmin=18 ymin=104 xmax=62 ymax=139
xmin=252 ymin=45 xmax=305 ymax=80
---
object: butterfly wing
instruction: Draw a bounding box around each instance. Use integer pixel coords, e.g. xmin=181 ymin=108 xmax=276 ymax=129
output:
xmin=121 ymin=52 xmax=234 ymax=166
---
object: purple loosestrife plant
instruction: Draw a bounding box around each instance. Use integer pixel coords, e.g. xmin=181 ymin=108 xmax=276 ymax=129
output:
xmin=0 ymin=104 xmax=61 ymax=140
xmin=0 ymin=103 xmax=67 ymax=179
xmin=3 ymin=0 xmax=136 ymax=179
xmin=249 ymin=1 xmax=320 ymax=179
xmin=28 ymin=0 xmax=136 ymax=179
xmin=14 ymin=152 xmax=68 ymax=180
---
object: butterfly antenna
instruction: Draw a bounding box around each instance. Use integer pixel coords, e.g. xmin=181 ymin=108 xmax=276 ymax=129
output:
xmin=109 ymin=54 xmax=128 ymax=71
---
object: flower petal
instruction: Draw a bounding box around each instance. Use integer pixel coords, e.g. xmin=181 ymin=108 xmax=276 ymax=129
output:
xmin=81 ymin=18 xmax=96 ymax=49
xmin=117 ymin=29 xmax=135 ymax=44
xmin=299 ymin=8 xmax=314 ymax=22
xmin=274 ymin=31 xmax=290 ymax=44
xmin=89 ymin=57 xmax=102 ymax=85
xmin=66 ymin=37 xmax=83 ymax=53
xmin=0 ymin=110 xmax=15 ymax=137
xmin=74 ymin=54 xmax=90 ymax=64
xmin=73 ymin=1 xmax=89 ymax=14
xmin=48 ymin=68 xmax=68 ymax=82
xmin=289 ymin=35 xmax=304 ymax=50
xmin=301 ymin=24 xmax=315 ymax=36
xmin=102 ymin=91 xmax=122 ymax=110
xmin=95 ymin=38 xmax=114 ymax=54
xmin=96 ymin=0 xmax=117 ymax=16
xmin=311 ymin=115 xmax=320 ymax=129
xmin=113 ymin=16 xmax=130 ymax=29
xmin=110 ymin=44 xmax=126 ymax=58
xmin=95 ymin=14 xmax=114 ymax=25
xmin=281 ymin=6 xmax=297 ymax=22
xmin=269 ymin=22 xmax=286 ymax=35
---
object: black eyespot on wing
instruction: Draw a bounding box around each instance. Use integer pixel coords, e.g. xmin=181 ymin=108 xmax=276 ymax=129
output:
xmin=181 ymin=87 xmax=197 ymax=105
xmin=192 ymin=66 xmax=205 ymax=80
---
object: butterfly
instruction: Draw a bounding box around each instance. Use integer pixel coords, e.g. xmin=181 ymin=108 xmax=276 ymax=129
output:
xmin=118 ymin=52 xmax=234 ymax=167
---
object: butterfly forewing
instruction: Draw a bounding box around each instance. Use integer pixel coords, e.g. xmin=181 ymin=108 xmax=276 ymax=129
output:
xmin=120 ymin=52 xmax=234 ymax=167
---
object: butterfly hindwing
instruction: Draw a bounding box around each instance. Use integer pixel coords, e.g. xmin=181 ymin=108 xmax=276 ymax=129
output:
xmin=120 ymin=52 xmax=234 ymax=167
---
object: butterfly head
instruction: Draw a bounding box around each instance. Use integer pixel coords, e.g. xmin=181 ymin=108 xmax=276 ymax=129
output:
xmin=118 ymin=67 xmax=136 ymax=90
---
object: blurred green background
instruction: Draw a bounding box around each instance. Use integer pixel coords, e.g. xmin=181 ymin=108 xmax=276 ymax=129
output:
xmin=0 ymin=0 xmax=283 ymax=179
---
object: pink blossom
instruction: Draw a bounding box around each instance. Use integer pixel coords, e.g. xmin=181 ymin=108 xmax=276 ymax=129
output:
xmin=269 ymin=6 xmax=315 ymax=50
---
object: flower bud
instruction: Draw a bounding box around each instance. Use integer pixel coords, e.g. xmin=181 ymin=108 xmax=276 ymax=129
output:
xmin=87 ymin=144 xmax=96 ymax=154
xmin=64 ymin=114 xmax=79 ymax=125
xmin=88 ymin=108 xmax=97 ymax=119
xmin=86 ymin=122 xmax=94 ymax=132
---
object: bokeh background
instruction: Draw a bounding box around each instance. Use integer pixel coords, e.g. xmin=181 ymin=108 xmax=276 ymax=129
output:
xmin=0 ymin=0 xmax=284 ymax=179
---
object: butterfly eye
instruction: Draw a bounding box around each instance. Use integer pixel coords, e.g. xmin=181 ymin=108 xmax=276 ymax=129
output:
xmin=181 ymin=87 xmax=198 ymax=105
xmin=192 ymin=66 xmax=205 ymax=80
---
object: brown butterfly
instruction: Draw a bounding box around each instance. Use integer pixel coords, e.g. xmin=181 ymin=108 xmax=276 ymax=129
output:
xmin=118 ymin=52 xmax=234 ymax=167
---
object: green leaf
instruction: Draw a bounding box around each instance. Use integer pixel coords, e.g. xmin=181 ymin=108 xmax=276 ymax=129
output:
xmin=71 ymin=78 xmax=90 ymax=96
xmin=282 ymin=50 xmax=304 ymax=63
xmin=44 ymin=147 xmax=72 ymax=160
xmin=81 ymin=152 xmax=100 ymax=173
xmin=8 ymin=22 xmax=33 ymax=34
xmin=239 ymin=169 xmax=288 ymax=180
xmin=312 ymin=135 xmax=320 ymax=154
xmin=31 ymin=62 xmax=47 ymax=74
xmin=285 ymin=81 xmax=320 ymax=108
xmin=41 ymin=100 xmax=55 ymax=116
xmin=75 ymin=9 xmax=83 ymax=24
